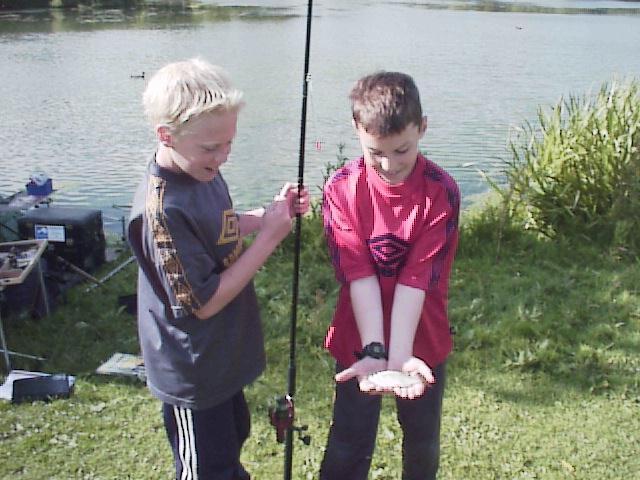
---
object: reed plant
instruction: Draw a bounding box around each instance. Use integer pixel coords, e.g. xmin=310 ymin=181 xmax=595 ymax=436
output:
xmin=505 ymin=79 xmax=640 ymax=255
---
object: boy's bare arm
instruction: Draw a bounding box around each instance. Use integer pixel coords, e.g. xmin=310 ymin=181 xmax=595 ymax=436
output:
xmin=195 ymin=184 xmax=309 ymax=318
xmin=350 ymin=276 xmax=385 ymax=346
xmin=387 ymin=283 xmax=435 ymax=399
xmin=387 ymin=284 xmax=424 ymax=365
xmin=334 ymin=276 xmax=387 ymax=385
xmin=347 ymin=285 xmax=435 ymax=398
xmin=194 ymin=198 xmax=291 ymax=319
xmin=237 ymin=208 xmax=265 ymax=237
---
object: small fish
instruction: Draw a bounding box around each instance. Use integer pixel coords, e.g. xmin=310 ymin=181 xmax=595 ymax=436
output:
xmin=368 ymin=370 xmax=422 ymax=389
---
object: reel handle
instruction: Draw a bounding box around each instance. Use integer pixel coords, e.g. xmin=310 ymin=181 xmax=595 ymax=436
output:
xmin=269 ymin=395 xmax=294 ymax=444
xmin=268 ymin=395 xmax=311 ymax=445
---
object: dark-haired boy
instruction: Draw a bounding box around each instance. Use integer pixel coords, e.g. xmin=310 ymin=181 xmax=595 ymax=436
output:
xmin=320 ymin=71 xmax=460 ymax=480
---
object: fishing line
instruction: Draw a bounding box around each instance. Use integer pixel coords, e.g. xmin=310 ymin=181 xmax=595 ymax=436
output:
xmin=307 ymin=74 xmax=325 ymax=153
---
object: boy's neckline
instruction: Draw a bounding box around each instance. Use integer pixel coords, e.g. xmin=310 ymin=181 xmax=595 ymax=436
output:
xmin=365 ymin=154 xmax=424 ymax=194
xmin=151 ymin=155 xmax=199 ymax=185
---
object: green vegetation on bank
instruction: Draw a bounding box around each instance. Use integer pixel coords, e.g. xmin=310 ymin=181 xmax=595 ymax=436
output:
xmin=0 ymin=0 xmax=145 ymax=10
xmin=0 ymin=80 xmax=639 ymax=478
xmin=0 ymin=0 xmax=298 ymax=17
xmin=505 ymin=80 xmax=640 ymax=255
xmin=0 ymin=2 xmax=301 ymax=34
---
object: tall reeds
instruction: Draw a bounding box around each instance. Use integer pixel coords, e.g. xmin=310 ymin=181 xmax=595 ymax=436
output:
xmin=505 ymin=80 xmax=640 ymax=254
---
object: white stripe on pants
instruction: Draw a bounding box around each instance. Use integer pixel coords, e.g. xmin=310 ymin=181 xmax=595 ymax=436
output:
xmin=174 ymin=406 xmax=199 ymax=480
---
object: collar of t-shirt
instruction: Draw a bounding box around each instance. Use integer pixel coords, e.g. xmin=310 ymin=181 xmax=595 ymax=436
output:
xmin=149 ymin=154 xmax=200 ymax=186
xmin=365 ymin=153 xmax=424 ymax=199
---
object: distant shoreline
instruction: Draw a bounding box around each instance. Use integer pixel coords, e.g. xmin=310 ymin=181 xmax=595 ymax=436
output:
xmin=3 ymin=0 xmax=640 ymax=15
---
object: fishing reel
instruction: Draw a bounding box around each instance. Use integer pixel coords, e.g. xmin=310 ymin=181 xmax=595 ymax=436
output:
xmin=268 ymin=395 xmax=311 ymax=445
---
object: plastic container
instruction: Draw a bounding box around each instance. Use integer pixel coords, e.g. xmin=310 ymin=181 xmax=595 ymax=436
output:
xmin=26 ymin=178 xmax=53 ymax=196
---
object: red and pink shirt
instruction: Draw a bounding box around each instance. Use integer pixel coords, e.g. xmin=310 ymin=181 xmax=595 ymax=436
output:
xmin=322 ymin=154 xmax=460 ymax=368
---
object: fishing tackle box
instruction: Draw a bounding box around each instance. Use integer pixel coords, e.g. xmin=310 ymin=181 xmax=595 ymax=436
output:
xmin=17 ymin=207 xmax=106 ymax=272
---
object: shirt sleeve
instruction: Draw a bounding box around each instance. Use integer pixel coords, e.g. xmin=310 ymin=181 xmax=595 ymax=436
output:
xmin=148 ymin=204 xmax=221 ymax=318
xmin=322 ymin=181 xmax=376 ymax=283
xmin=398 ymin=184 xmax=460 ymax=292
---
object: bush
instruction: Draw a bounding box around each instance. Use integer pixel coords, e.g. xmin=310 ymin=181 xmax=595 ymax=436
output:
xmin=505 ymin=79 xmax=640 ymax=254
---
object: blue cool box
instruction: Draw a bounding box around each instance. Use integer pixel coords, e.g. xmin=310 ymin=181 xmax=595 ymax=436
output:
xmin=26 ymin=178 xmax=53 ymax=196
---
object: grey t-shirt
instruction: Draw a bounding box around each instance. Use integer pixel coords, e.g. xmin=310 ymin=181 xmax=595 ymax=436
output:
xmin=128 ymin=158 xmax=266 ymax=409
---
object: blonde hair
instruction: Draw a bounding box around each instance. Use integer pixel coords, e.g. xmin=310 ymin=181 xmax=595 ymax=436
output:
xmin=143 ymin=58 xmax=244 ymax=134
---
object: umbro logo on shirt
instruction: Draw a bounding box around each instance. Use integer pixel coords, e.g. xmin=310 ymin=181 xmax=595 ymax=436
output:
xmin=367 ymin=234 xmax=410 ymax=277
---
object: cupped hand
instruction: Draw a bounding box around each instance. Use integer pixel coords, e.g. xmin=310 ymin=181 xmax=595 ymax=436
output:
xmin=386 ymin=356 xmax=435 ymax=400
xmin=335 ymin=357 xmax=388 ymax=394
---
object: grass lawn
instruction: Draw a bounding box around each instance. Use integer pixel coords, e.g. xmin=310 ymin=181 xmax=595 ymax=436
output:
xmin=1 ymin=213 xmax=638 ymax=479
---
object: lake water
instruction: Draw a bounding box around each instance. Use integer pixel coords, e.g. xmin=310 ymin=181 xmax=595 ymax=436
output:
xmin=1 ymin=0 xmax=640 ymax=234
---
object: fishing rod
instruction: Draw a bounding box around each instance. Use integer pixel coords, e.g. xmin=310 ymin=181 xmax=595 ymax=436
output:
xmin=268 ymin=1 xmax=314 ymax=479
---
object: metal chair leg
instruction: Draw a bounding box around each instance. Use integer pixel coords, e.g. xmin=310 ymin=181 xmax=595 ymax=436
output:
xmin=0 ymin=309 xmax=12 ymax=372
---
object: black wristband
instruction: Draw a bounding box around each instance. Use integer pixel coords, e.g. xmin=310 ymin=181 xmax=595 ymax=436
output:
xmin=354 ymin=342 xmax=388 ymax=360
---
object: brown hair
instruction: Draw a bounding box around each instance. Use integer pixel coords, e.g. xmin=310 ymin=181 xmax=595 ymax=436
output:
xmin=349 ymin=71 xmax=423 ymax=136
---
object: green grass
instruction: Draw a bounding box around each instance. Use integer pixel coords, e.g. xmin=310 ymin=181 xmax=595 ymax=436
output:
xmin=1 ymin=212 xmax=638 ymax=479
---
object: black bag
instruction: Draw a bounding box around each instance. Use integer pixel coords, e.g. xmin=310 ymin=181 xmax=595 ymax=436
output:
xmin=11 ymin=374 xmax=74 ymax=404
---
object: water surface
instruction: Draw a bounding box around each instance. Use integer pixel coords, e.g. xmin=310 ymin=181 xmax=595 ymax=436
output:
xmin=1 ymin=0 xmax=639 ymax=233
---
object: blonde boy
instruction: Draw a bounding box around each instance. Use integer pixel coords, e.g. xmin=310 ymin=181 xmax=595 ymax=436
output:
xmin=128 ymin=58 xmax=307 ymax=480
